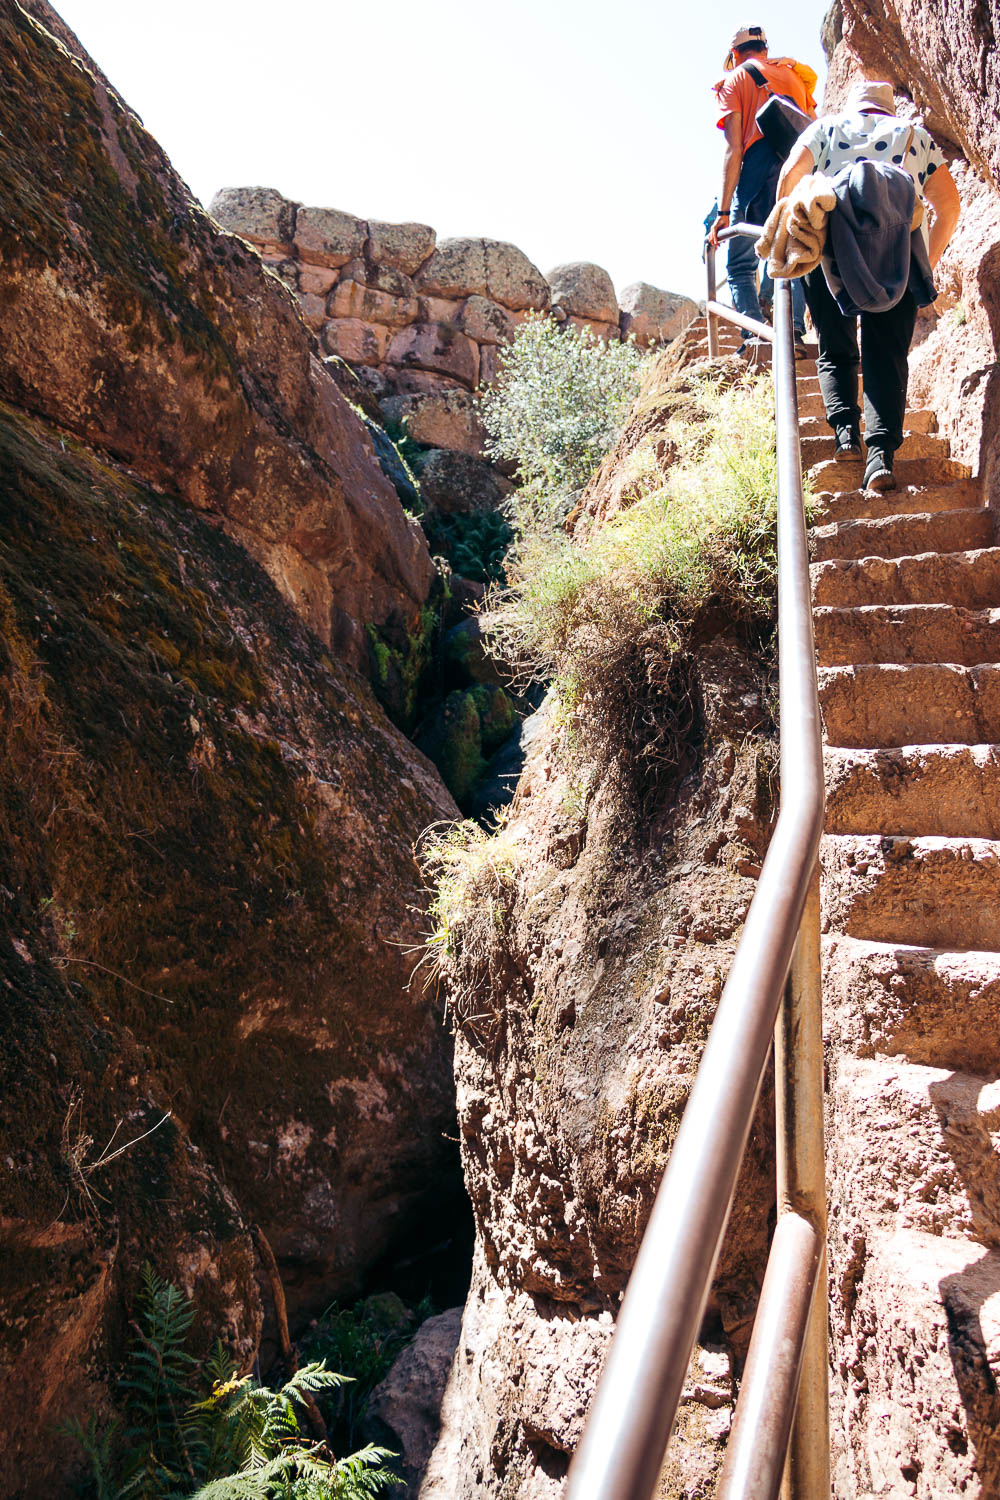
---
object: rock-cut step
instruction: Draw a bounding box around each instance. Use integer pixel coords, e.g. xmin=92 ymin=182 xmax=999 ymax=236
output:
xmin=814 ymin=603 xmax=1000 ymax=667
xmin=823 ymin=933 xmax=1000 ymax=1074
xmin=810 ymin=453 xmax=972 ymax=493
xmin=826 ymin=1226 xmax=1000 ymax=1494
xmin=824 ymin=743 xmax=1000 ymax=837
xmin=811 ymin=547 xmax=1000 ymax=609
xmin=819 ymin=664 xmax=1000 ymax=748
xmin=799 ymin=407 xmax=937 ymax=435
xmin=811 ymin=508 xmax=994 ymax=564
xmin=821 ymin=832 xmax=1000 ymax=949
xmin=829 ymin=1053 xmax=1000 ymax=1246
xmin=800 ymin=428 xmax=949 ymax=468
xmin=810 ymin=479 xmax=982 ymax=526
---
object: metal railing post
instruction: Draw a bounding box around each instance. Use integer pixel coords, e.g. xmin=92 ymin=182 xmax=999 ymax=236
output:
xmin=706 ymin=242 xmax=720 ymax=357
xmin=777 ymin=869 xmax=830 ymax=1500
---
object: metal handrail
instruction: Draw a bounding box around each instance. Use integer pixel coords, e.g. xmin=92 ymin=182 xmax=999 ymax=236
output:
xmin=565 ymin=231 xmax=829 ymax=1500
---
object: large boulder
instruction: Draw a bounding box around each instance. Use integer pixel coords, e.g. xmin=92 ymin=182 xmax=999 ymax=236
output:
xmin=209 ymin=185 xmax=297 ymax=257
xmin=366 ymin=219 xmax=436 ymax=275
xmin=547 ymin=261 xmax=619 ymax=324
xmin=364 ymin=1308 xmax=464 ymax=1497
xmin=328 ymin=278 xmax=418 ymax=328
xmin=293 ymin=205 xmax=367 ymax=269
xmin=321 ymin=317 xmax=391 ymax=367
xmin=380 ymin=389 xmax=486 ymax=456
xmin=416 ymin=238 xmax=549 ymax=312
xmin=416 ymin=237 xmax=489 ymax=300
xmin=415 ymin=448 xmax=512 ymax=516
xmin=0 ymin=2 xmax=434 ymax=669
xmin=619 ymin=282 xmax=699 ymax=346
xmin=384 ymin=324 xmax=480 ymax=390
xmin=484 ymin=239 xmax=550 ymax=312
xmin=459 ymin=294 xmax=515 ymax=345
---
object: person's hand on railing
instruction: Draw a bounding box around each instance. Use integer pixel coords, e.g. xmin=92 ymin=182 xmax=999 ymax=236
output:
xmin=707 ymin=209 xmax=730 ymax=248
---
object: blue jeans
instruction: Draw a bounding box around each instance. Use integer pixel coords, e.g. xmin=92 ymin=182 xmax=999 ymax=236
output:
xmin=728 ymin=142 xmax=806 ymax=336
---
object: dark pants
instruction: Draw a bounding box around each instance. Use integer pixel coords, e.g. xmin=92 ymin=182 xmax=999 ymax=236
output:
xmin=802 ymin=268 xmax=917 ymax=455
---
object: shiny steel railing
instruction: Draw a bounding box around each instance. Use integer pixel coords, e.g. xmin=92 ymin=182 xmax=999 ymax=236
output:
xmin=565 ymin=226 xmax=829 ymax=1500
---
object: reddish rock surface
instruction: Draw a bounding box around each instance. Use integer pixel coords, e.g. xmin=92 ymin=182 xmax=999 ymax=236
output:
xmin=0 ymin=5 xmax=462 ymax=1492
xmin=0 ymin=1 xmax=434 ymax=669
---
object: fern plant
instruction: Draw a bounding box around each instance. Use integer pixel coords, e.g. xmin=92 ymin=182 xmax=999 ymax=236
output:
xmin=69 ymin=1266 xmax=400 ymax=1500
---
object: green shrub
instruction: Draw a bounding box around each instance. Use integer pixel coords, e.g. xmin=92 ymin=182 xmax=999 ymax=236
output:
xmin=67 ymin=1265 xmax=400 ymax=1500
xmin=479 ymin=316 xmax=649 ymax=499
xmin=301 ymin=1294 xmax=431 ymax=1451
xmin=491 ymin=368 xmax=789 ymax=783
xmin=421 ymin=509 xmax=512 ymax=584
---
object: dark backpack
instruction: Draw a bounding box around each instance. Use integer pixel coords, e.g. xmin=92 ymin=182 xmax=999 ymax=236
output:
xmin=743 ymin=61 xmax=813 ymax=162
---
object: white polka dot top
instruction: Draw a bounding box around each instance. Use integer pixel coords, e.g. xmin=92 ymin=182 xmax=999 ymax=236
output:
xmin=797 ymin=111 xmax=945 ymax=198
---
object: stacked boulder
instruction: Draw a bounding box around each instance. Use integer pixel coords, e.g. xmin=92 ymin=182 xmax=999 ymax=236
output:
xmin=208 ymin=187 xmax=699 ymax=460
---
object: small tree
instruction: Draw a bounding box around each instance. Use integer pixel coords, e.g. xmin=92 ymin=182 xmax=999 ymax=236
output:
xmin=479 ymin=315 xmax=648 ymax=503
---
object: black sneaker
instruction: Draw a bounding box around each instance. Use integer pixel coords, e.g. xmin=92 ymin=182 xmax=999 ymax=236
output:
xmin=834 ymin=423 xmax=863 ymax=459
xmin=864 ymin=449 xmax=897 ymax=492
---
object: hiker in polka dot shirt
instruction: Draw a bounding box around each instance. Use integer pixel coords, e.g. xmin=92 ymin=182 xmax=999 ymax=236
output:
xmin=778 ymin=80 xmax=960 ymax=493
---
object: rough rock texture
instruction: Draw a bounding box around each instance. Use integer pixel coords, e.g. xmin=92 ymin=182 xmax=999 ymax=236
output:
xmin=0 ymin=2 xmax=434 ymax=669
xmin=364 ymin=1307 xmax=464 ymax=1496
xmin=423 ymin=659 xmax=776 ymax=1496
xmin=421 ymin=317 xmax=783 ymax=1494
xmin=0 ymin=400 xmax=459 ymax=1495
xmin=619 ymin=283 xmax=699 ymax=347
xmin=382 ymin=390 xmax=487 ymax=458
xmin=547 ymin=262 xmax=619 ymax=324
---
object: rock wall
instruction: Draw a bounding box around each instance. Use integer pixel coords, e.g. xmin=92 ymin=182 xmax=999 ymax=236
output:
xmin=208 ymin=187 xmax=699 ymax=460
xmin=820 ymin=8 xmax=1000 ymax=1493
xmin=0 ymin=0 xmax=436 ymax=669
xmin=0 ymin=4 xmax=467 ymax=1492
xmin=419 ymin=338 xmax=780 ymax=1498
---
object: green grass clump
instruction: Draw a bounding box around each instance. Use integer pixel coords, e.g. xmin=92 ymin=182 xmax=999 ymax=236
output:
xmin=416 ymin=819 xmax=521 ymax=983
xmin=491 ymin=368 xmax=790 ymax=784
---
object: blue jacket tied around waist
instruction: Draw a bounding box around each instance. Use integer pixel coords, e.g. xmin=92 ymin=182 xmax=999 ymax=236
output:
xmin=824 ymin=159 xmax=937 ymax=317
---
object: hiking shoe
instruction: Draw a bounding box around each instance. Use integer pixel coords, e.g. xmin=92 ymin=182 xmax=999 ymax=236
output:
xmin=760 ymin=297 xmax=774 ymax=323
xmin=864 ymin=449 xmax=897 ymax=492
xmin=793 ymin=334 xmax=810 ymax=361
xmin=737 ymin=336 xmax=767 ymax=358
xmin=834 ymin=423 xmax=863 ymax=459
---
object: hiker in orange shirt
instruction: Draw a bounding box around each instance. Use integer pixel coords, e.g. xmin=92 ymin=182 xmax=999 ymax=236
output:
xmin=709 ymin=25 xmax=817 ymax=356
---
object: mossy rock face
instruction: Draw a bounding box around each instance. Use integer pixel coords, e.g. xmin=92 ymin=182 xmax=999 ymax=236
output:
xmin=470 ymin=684 xmax=519 ymax=756
xmin=0 ymin=401 xmax=458 ymax=1494
xmin=416 ymin=690 xmax=487 ymax=808
xmin=0 ymin=2 xmax=434 ymax=668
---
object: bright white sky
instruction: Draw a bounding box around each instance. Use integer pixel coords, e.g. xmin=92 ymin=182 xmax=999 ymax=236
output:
xmin=53 ymin=0 xmax=827 ymax=301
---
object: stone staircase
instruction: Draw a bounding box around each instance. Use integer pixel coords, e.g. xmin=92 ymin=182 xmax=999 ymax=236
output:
xmin=804 ymin=362 xmax=1000 ymax=1496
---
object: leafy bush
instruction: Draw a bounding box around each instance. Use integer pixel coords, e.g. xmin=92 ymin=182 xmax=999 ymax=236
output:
xmin=479 ymin=316 xmax=649 ymax=500
xmin=491 ymin=368 xmax=788 ymax=785
xmin=68 ymin=1266 xmax=400 ymax=1500
xmin=421 ymin=509 xmax=512 ymax=585
xmin=301 ymin=1294 xmax=431 ymax=1451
